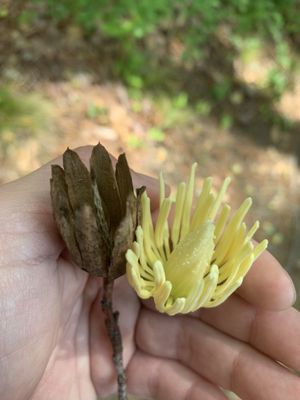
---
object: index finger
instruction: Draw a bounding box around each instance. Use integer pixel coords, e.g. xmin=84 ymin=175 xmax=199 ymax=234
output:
xmin=236 ymin=249 xmax=296 ymax=310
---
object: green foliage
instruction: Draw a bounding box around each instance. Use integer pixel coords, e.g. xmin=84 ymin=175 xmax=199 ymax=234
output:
xmin=220 ymin=113 xmax=233 ymax=130
xmin=0 ymin=87 xmax=34 ymax=132
xmin=155 ymin=94 xmax=193 ymax=129
xmin=126 ymin=134 xmax=144 ymax=149
xmin=212 ymin=80 xmax=232 ymax=102
xmin=86 ymin=103 xmax=108 ymax=119
xmin=195 ymin=100 xmax=212 ymax=116
xmin=172 ymin=93 xmax=189 ymax=110
xmin=0 ymin=6 xmax=8 ymax=18
xmin=148 ymin=127 xmax=165 ymax=142
xmin=15 ymin=0 xmax=300 ymax=100
xmin=0 ymin=86 xmax=50 ymax=141
xmin=267 ymin=68 xmax=288 ymax=98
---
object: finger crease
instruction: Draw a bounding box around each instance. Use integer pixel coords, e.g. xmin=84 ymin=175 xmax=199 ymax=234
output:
xmin=184 ymin=381 xmax=197 ymax=400
xmin=229 ymin=347 xmax=246 ymax=393
xmin=151 ymin=359 xmax=164 ymax=398
xmin=248 ymin=307 xmax=259 ymax=345
xmin=178 ymin=320 xmax=192 ymax=364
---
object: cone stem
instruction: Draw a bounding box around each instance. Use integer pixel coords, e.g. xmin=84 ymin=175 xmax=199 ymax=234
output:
xmin=101 ymin=276 xmax=127 ymax=400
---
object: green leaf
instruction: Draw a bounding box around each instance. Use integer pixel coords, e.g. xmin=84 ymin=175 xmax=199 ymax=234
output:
xmin=195 ymin=100 xmax=211 ymax=116
xmin=173 ymin=93 xmax=188 ymax=109
xmin=220 ymin=114 xmax=233 ymax=130
xmin=148 ymin=127 xmax=165 ymax=142
xmin=126 ymin=134 xmax=144 ymax=149
xmin=86 ymin=104 xmax=108 ymax=119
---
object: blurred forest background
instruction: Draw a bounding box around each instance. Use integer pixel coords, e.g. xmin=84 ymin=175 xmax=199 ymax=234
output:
xmin=1 ymin=0 xmax=300 ymax=316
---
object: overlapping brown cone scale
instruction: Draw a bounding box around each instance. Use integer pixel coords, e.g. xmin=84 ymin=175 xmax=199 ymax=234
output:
xmin=50 ymin=143 xmax=145 ymax=280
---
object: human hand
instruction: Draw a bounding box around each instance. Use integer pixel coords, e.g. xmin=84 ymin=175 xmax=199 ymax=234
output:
xmin=0 ymin=146 xmax=158 ymax=400
xmin=0 ymin=146 xmax=299 ymax=400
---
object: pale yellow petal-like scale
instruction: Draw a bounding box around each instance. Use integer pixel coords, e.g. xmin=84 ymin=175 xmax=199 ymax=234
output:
xmin=126 ymin=251 xmax=153 ymax=283
xmin=143 ymin=239 xmax=159 ymax=267
xmin=181 ymin=163 xmax=197 ymax=239
xmin=132 ymin=248 xmax=153 ymax=280
xmin=127 ymin=264 xmax=152 ymax=299
xmin=231 ymin=197 xmax=253 ymax=227
xmin=246 ymin=221 xmax=260 ymax=240
xmin=163 ymin=226 xmax=171 ymax=258
xmin=126 ymin=263 xmax=135 ymax=288
xmin=214 ymin=231 xmax=235 ymax=266
xmin=143 ymin=281 xmax=156 ymax=287
xmin=235 ymin=254 xmax=254 ymax=280
xmin=135 ymin=225 xmax=144 ymax=246
xmin=141 ymin=194 xmax=155 ymax=241
xmin=126 ymin=249 xmax=140 ymax=272
xmin=253 ymin=239 xmax=268 ymax=260
xmin=140 ymin=210 xmax=162 ymax=265
xmin=208 ymin=176 xmax=231 ymax=221
xmin=132 ymin=241 xmax=140 ymax=258
xmin=171 ymin=182 xmax=186 ymax=247
xmin=218 ymin=257 xmax=238 ymax=281
xmin=225 ymin=223 xmax=247 ymax=261
xmin=190 ymin=177 xmax=213 ymax=230
xmin=214 ymin=198 xmax=252 ymax=266
xmin=136 ymin=289 xmax=154 ymax=299
xmin=198 ymin=193 xmax=217 ymax=227
xmin=135 ymin=234 xmax=155 ymax=277
xmin=159 ymin=172 xmax=165 ymax=206
xmin=153 ymin=260 xmax=166 ymax=286
xmin=140 ymin=268 xmax=154 ymax=281
xmin=153 ymin=281 xmax=172 ymax=312
xmin=216 ymin=262 xmax=242 ymax=295
xmin=165 ymin=297 xmax=186 ymax=316
xmin=155 ymin=198 xmax=172 ymax=255
xmin=194 ymin=264 xmax=219 ymax=310
xmin=165 ymin=296 xmax=173 ymax=309
xmin=214 ymin=204 xmax=231 ymax=242
xmin=219 ymin=240 xmax=253 ymax=280
xmin=214 ymin=227 xmax=236 ymax=266
xmin=205 ymin=277 xmax=243 ymax=308
xmin=182 ymin=279 xmax=204 ymax=313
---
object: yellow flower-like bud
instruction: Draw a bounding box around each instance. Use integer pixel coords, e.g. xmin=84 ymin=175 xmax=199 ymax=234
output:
xmin=126 ymin=164 xmax=268 ymax=315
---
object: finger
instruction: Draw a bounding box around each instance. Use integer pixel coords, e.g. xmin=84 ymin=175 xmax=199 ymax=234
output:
xmin=197 ymin=295 xmax=300 ymax=372
xmin=137 ymin=308 xmax=300 ymax=400
xmin=236 ymin=249 xmax=296 ymax=310
xmin=127 ymin=351 xmax=227 ymax=400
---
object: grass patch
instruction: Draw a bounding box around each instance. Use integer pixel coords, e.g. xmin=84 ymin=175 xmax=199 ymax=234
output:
xmin=0 ymin=85 xmax=51 ymax=146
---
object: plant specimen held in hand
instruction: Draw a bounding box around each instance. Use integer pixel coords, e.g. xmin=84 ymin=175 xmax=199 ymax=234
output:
xmin=50 ymin=145 xmax=267 ymax=399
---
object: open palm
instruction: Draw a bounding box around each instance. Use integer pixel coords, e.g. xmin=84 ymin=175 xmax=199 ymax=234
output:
xmin=1 ymin=147 xmax=300 ymax=400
